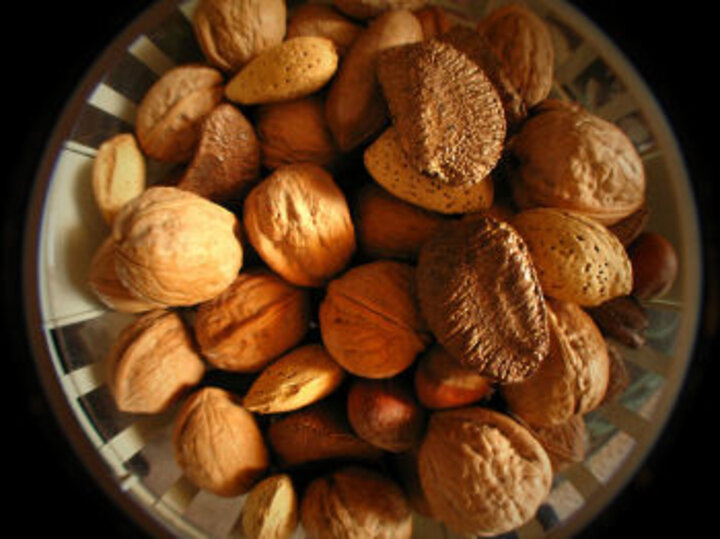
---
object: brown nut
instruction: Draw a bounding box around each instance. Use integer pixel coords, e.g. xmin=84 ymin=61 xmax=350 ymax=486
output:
xmin=192 ymin=0 xmax=286 ymax=73
xmin=418 ymin=406 xmax=552 ymax=536
xmin=503 ymin=298 xmax=610 ymax=427
xmin=601 ymin=340 xmax=632 ymax=404
xmin=319 ymin=260 xmax=432 ymax=379
xmin=527 ymin=415 xmax=588 ymax=473
xmin=239 ymin=474 xmax=298 ymax=539
xmin=608 ymin=202 xmax=649 ymax=246
xmin=387 ymin=447 xmax=434 ymax=518
xmin=287 ymin=3 xmax=362 ymax=57
xmin=511 ymin=207 xmax=633 ymax=306
xmin=255 ymin=96 xmax=340 ymax=171
xmin=333 ymin=0 xmax=428 ymax=20
xmin=413 ymin=344 xmax=494 ymax=410
xmin=243 ymin=163 xmax=356 ymax=287
xmin=176 ymin=103 xmax=261 ymax=204
xmin=92 ymin=133 xmax=146 ymax=225
xmin=353 ymin=182 xmax=446 ymax=261
xmin=300 ymin=466 xmax=412 ymax=539
xmin=477 ymin=3 xmax=555 ymax=109
xmin=413 ymin=6 xmax=452 ymax=39
xmin=509 ymin=100 xmax=646 ymax=226
xmin=627 ymin=231 xmax=679 ymax=300
xmin=105 ymin=310 xmax=205 ymax=414
xmin=415 ymin=216 xmax=549 ymax=383
xmin=243 ymin=344 xmax=346 ymax=414
xmin=172 ymin=386 xmax=269 ymax=497
xmin=585 ymin=295 xmax=649 ymax=349
xmin=194 ymin=268 xmax=311 ymax=373
xmin=112 ymin=186 xmax=243 ymax=307
xmin=325 ymin=10 xmax=424 ymax=151
xmin=347 ymin=377 xmax=425 ymax=453
xmin=135 ymin=64 xmax=224 ymax=163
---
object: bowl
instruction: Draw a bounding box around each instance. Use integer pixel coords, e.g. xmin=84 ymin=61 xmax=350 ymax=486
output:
xmin=20 ymin=0 xmax=703 ymax=537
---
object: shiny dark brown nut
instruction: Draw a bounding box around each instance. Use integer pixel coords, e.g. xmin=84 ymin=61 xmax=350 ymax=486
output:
xmin=586 ymin=295 xmax=649 ymax=349
xmin=627 ymin=231 xmax=679 ymax=300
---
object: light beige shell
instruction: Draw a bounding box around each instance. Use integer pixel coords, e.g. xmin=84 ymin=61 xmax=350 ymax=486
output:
xmin=112 ymin=186 xmax=243 ymax=307
xmin=511 ymin=207 xmax=633 ymax=306
xmin=286 ymin=3 xmax=362 ymax=56
xmin=240 ymin=474 xmax=298 ymax=539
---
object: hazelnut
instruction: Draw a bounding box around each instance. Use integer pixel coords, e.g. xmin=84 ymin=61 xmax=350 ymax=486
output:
xmin=627 ymin=231 xmax=679 ymax=300
xmin=286 ymin=3 xmax=362 ymax=56
xmin=239 ymin=474 xmax=298 ymax=539
xmin=112 ymin=186 xmax=243 ymax=307
xmin=105 ymin=310 xmax=205 ymax=414
xmin=418 ymin=406 xmax=552 ymax=536
xmin=319 ymin=260 xmax=432 ymax=379
xmin=194 ymin=268 xmax=311 ymax=373
xmin=172 ymin=386 xmax=269 ymax=497
xmin=300 ymin=466 xmax=412 ymax=539
xmin=243 ymin=163 xmax=356 ymax=287
xmin=347 ymin=377 xmax=425 ymax=453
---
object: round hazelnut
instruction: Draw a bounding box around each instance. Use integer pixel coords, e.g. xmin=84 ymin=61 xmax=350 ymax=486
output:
xmin=243 ymin=163 xmax=356 ymax=287
xmin=239 ymin=474 xmax=298 ymax=539
xmin=172 ymin=386 xmax=269 ymax=497
xmin=300 ymin=466 xmax=412 ymax=539
xmin=627 ymin=231 xmax=679 ymax=300
xmin=319 ymin=260 xmax=432 ymax=379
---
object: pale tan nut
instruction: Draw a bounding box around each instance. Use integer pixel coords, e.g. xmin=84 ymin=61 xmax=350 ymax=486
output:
xmin=239 ymin=474 xmax=298 ymax=539
xmin=105 ymin=310 xmax=205 ymax=414
xmin=413 ymin=5 xmax=452 ymax=39
xmin=353 ymin=182 xmax=446 ymax=261
xmin=255 ymin=96 xmax=340 ymax=171
xmin=194 ymin=268 xmax=311 ymax=373
xmin=508 ymin=99 xmax=646 ymax=226
xmin=173 ymin=386 xmax=269 ymax=497
xmin=503 ymin=298 xmax=610 ymax=427
xmin=415 ymin=216 xmax=549 ymax=383
xmin=243 ymin=344 xmax=346 ymax=414
xmin=192 ymin=0 xmax=286 ymax=73
xmin=511 ymin=207 xmax=633 ymax=306
xmin=477 ymin=2 xmax=555 ymax=109
xmin=225 ymin=37 xmax=339 ymax=105
xmin=112 ymin=186 xmax=243 ymax=307
xmin=286 ymin=3 xmax=362 ymax=57
xmin=88 ymin=237 xmax=159 ymax=314
xmin=319 ymin=260 xmax=432 ymax=379
xmin=135 ymin=64 xmax=224 ymax=163
xmin=176 ymin=103 xmax=260 ymax=204
xmin=267 ymin=399 xmax=383 ymax=468
xmin=325 ymin=10 xmax=424 ymax=151
xmin=333 ymin=0 xmax=428 ymax=20
xmin=243 ymin=163 xmax=356 ymax=287
xmin=376 ymin=38 xmax=506 ymax=187
xmin=526 ymin=414 xmax=588 ymax=473
xmin=92 ymin=133 xmax=146 ymax=225
xmin=418 ymin=406 xmax=552 ymax=536
xmin=300 ymin=466 xmax=412 ymax=539
xmin=364 ymin=127 xmax=494 ymax=214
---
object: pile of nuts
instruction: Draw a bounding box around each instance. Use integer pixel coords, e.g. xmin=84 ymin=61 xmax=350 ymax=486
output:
xmin=86 ymin=1 xmax=680 ymax=537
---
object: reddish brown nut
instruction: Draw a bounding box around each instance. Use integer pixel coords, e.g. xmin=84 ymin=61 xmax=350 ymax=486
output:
xmin=608 ymin=202 xmax=649 ymax=246
xmin=413 ymin=5 xmax=452 ymax=39
xmin=286 ymin=3 xmax=362 ymax=57
xmin=586 ymin=295 xmax=649 ymax=349
xmin=627 ymin=231 xmax=679 ymax=300
xmin=347 ymin=377 xmax=425 ymax=453
xmin=333 ymin=0 xmax=428 ymax=20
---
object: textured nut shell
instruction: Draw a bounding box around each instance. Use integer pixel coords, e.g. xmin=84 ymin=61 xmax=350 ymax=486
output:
xmin=509 ymin=100 xmax=646 ymax=225
xmin=300 ymin=466 xmax=412 ymax=539
xmin=255 ymin=96 xmax=339 ymax=170
xmin=477 ymin=3 xmax=554 ymax=108
xmin=503 ymin=299 xmax=610 ymax=427
xmin=135 ymin=64 xmax=224 ymax=163
xmin=240 ymin=474 xmax=298 ymax=539
xmin=528 ymin=415 xmax=588 ymax=472
xmin=106 ymin=310 xmax=205 ymax=414
xmin=112 ymin=187 xmax=243 ymax=307
xmin=511 ymin=207 xmax=633 ymax=306
xmin=364 ymin=127 xmax=494 ymax=214
xmin=319 ymin=260 xmax=431 ymax=379
xmin=287 ymin=3 xmax=362 ymax=56
xmin=416 ymin=216 xmax=549 ymax=383
xmin=325 ymin=10 xmax=424 ymax=151
xmin=418 ymin=407 xmax=552 ymax=536
xmin=243 ymin=163 xmax=356 ymax=287
xmin=334 ymin=0 xmax=427 ymax=20
xmin=193 ymin=0 xmax=286 ymax=72
xmin=194 ymin=268 xmax=311 ymax=372
xmin=173 ymin=387 xmax=269 ymax=496
xmin=225 ymin=37 xmax=339 ymax=105
xmin=243 ymin=344 xmax=345 ymax=414
xmin=92 ymin=133 xmax=146 ymax=225
xmin=376 ymin=38 xmax=506 ymax=186
xmin=176 ymin=103 xmax=260 ymax=203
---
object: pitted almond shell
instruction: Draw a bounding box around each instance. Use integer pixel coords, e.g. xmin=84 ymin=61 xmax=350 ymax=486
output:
xmin=416 ymin=215 xmax=549 ymax=383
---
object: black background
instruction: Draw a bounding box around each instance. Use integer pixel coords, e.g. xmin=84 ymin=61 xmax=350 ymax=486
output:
xmin=5 ymin=1 xmax=718 ymax=537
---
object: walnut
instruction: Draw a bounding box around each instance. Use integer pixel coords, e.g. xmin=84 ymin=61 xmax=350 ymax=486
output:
xmin=418 ymin=406 xmax=552 ymax=536
xmin=112 ymin=186 xmax=243 ymax=307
